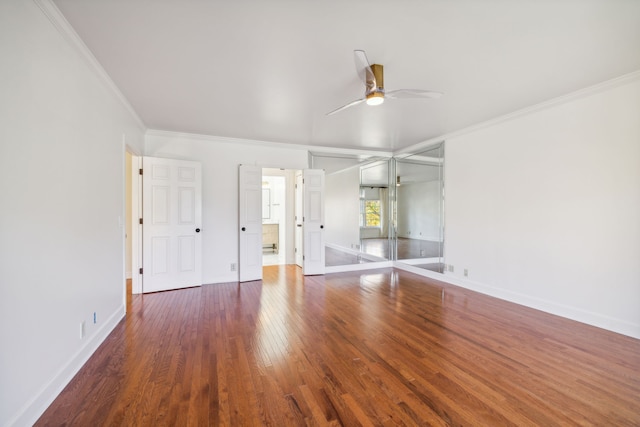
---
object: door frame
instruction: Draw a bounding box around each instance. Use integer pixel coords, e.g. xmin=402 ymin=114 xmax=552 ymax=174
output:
xmin=124 ymin=143 xmax=142 ymax=300
xmin=261 ymin=168 xmax=297 ymax=266
xmin=131 ymin=153 xmax=142 ymax=294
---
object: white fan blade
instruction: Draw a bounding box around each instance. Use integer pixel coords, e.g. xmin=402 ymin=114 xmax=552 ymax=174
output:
xmin=326 ymin=98 xmax=365 ymax=116
xmin=354 ymin=50 xmax=376 ymax=92
xmin=385 ymin=89 xmax=443 ymax=99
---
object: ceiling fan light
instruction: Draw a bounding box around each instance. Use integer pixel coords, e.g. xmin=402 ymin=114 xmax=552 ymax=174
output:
xmin=366 ymin=92 xmax=384 ymax=106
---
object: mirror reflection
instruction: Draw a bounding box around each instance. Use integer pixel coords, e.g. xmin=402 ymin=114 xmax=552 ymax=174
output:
xmin=316 ymin=142 xmax=444 ymax=271
xmin=319 ymin=154 xmax=391 ymax=267
xmin=395 ymin=143 xmax=445 ymax=272
xmin=359 ymin=160 xmax=392 ymax=261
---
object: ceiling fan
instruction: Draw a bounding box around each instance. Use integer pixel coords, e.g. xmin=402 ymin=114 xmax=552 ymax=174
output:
xmin=327 ymin=50 xmax=443 ymax=116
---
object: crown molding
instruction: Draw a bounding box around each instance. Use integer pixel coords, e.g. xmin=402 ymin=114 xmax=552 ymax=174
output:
xmin=145 ymin=129 xmax=394 ymax=158
xmin=396 ymin=69 xmax=640 ymax=156
xmin=33 ymin=0 xmax=146 ymax=132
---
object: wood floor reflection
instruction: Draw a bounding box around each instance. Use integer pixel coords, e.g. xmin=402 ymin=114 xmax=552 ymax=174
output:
xmin=358 ymin=237 xmax=443 ymax=260
xmin=37 ymin=266 xmax=640 ymax=426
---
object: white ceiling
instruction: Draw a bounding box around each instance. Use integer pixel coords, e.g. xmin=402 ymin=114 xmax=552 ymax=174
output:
xmin=53 ymin=0 xmax=640 ymax=152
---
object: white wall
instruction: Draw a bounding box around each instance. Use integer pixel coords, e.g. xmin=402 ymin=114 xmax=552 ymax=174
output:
xmin=145 ymin=132 xmax=309 ymax=284
xmin=444 ymin=76 xmax=640 ymax=338
xmin=325 ymin=167 xmax=360 ymax=249
xmin=0 ymin=1 xmax=145 ymax=425
xmin=397 ymin=180 xmax=442 ymax=241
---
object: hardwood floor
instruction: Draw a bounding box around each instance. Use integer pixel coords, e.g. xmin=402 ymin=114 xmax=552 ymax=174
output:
xmin=37 ymin=266 xmax=640 ymax=426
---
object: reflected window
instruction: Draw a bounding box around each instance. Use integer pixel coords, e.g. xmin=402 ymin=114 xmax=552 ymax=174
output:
xmin=362 ymin=199 xmax=381 ymax=227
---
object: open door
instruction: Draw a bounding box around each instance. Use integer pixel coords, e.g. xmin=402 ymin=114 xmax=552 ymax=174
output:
xmin=302 ymin=169 xmax=325 ymax=275
xmin=239 ymin=164 xmax=263 ymax=282
xmin=295 ymin=171 xmax=303 ymax=267
xmin=142 ymin=156 xmax=202 ymax=293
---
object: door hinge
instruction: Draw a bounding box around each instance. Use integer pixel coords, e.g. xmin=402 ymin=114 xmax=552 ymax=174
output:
xmin=295 ymin=247 xmax=297 ymax=253
xmin=139 ymin=268 xmax=143 ymax=274
xmin=139 ymin=168 xmax=143 ymax=175
xmin=139 ymin=218 xmax=143 ymax=225
xmin=303 ymin=255 xmax=305 ymax=260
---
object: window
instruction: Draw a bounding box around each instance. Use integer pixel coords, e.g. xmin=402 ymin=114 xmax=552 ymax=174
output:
xmin=362 ymin=199 xmax=381 ymax=227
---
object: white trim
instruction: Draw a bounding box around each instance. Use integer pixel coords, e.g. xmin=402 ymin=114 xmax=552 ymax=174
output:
xmin=393 ymin=262 xmax=640 ymax=340
xmin=8 ymin=306 xmax=125 ymax=427
xmin=394 ymin=69 xmax=640 ymax=156
xmin=145 ymin=129 xmax=394 ymax=158
xmin=396 ymin=257 xmax=441 ymax=266
xmin=130 ymin=153 xmax=143 ymax=294
xmin=325 ymin=260 xmax=394 ymax=274
xmin=393 ymin=262 xmax=447 ymax=282
xmin=33 ymin=0 xmax=146 ymax=132
xmin=325 ymin=242 xmax=387 ymax=262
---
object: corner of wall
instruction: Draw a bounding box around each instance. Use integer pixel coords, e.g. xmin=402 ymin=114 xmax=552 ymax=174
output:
xmin=9 ymin=306 xmax=125 ymax=427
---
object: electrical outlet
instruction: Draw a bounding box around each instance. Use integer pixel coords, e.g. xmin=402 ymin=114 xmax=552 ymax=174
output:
xmin=80 ymin=321 xmax=86 ymax=339
xmin=420 ymin=249 xmax=425 ymax=256
xmin=448 ymin=265 xmax=454 ymax=273
xmin=93 ymin=312 xmax=97 ymax=324
xmin=230 ymin=263 xmax=237 ymax=272
xmin=464 ymin=269 xmax=468 ymax=277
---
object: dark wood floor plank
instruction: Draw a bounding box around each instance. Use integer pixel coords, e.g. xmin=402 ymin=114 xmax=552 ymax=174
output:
xmin=36 ymin=266 xmax=640 ymax=426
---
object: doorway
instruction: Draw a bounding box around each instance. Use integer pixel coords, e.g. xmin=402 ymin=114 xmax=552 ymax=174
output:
xmin=262 ymin=168 xmax=296 ymax=266
xmin=125 ymin=151 xmax=133 ymax=310
xmin=124 ymin=148 xmax=143 ymax=308
xmin=125 ymin=147 xmax=143 ymax=300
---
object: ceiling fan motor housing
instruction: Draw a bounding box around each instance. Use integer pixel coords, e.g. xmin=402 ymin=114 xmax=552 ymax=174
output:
xmin=369 ymin=64 xmax=384 ymax=93
xmin=366 ymin=64 xmax=385 ymax=105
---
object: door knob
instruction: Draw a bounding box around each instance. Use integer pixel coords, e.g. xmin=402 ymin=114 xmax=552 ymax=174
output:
xmin=195 ymin=228 xmax=201 ymax=233
xmin=242 ymin=227 xmax=246 ymax=231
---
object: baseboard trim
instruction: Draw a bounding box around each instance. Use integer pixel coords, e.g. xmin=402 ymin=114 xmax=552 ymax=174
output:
xmin=10 ymin=305 xmax=125 ymax=427
xmin=325 ymin=243 xmax=387 ymax=262
xmin=394 ymin=262 xmax=640 ymax=339
xmin=397 ymin=257 xmax=441 ymax=266
xmin=325 ymin=261 xmax=394 ymax=274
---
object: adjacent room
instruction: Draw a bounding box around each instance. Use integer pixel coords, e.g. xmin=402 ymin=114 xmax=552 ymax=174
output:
xmin=1 ymin=0 xmax=639 ymax=425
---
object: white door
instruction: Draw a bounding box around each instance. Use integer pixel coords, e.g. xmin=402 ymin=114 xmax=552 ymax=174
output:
xmin=295 ymin=171 xmax=303 ymax=267
xmin=303 ymin=169 xmax=325 ymax=275
xmin=142 ymin=157 xmax=202 ymax=293
xmin=239 ymin=164 xmax=263 ymax=282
